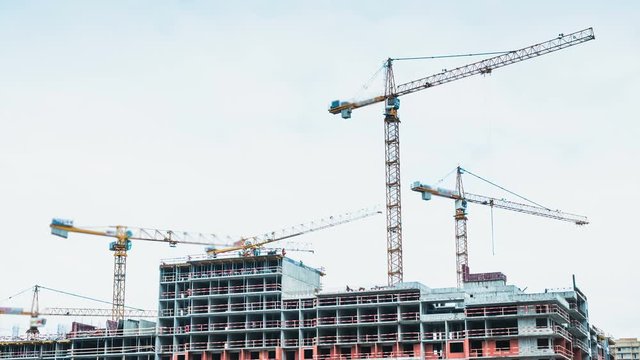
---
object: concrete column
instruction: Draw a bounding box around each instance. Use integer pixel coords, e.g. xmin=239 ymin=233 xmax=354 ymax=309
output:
xmin=329 ymin=345 xmax=338 ymax=360
xmin=510 ymin=339 xmax=519 ymax=355
xmin=392 ymin=343 xmax=400 ymax=357
xmin=464 ymin=339 xmax=470 ymax=358
xmin=413 ymin=344 xmax=421 ymax=358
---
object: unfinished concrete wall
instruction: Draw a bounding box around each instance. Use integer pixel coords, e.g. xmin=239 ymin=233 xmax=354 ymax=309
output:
xmin=282 ymin=257 xmax=321 ymax=297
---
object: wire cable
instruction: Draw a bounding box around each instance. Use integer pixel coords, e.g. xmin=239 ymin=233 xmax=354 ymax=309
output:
xmin=0 ymin=286 xmax=35 ymax=304
xmin=37 ymin=285 xmax=146 ymax=311
xmin=460 ymin=167 xmax=550 ymax=210
xmin=434 ymin=166 xmax=459 ymax=186
xmin=490 ymin=205 xmax=496 ymax=256
xmin=352 ymin=64 xmax=385 ymax=101
xmin=391 ymin=50 xmax=514 ymax=62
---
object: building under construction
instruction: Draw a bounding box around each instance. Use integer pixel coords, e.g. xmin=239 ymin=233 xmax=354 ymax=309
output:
xmin=0 ymin=252 xmax=614 ymax=360
xmin=0 ymin=26 xmax=608 ymax=360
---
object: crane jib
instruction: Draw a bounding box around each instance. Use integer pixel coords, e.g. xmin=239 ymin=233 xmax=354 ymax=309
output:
xmin=395 ymin=28 xmax=595 ymax=97
xmin=411 ymin=183 xmax=588 ymax=225
xmin=329 ymin=28 xmax=595 ymax=112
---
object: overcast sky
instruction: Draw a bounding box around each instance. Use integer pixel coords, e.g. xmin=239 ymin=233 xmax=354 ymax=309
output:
xmin=1 ymin=1 xmax=638 ymax=338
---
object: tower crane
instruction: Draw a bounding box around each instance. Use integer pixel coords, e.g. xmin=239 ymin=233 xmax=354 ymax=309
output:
xmin=328 ymin=28 xmax=595 ymax=286
xmin=411 ymin=167 xmax=588 ymax=287
xmin=0 ymin=285 xmax=157 ymax=337
xmin=0 ymin=285 xmax=46 ymax=336
xmin=50 ymin=207 xmax=381 ymax=321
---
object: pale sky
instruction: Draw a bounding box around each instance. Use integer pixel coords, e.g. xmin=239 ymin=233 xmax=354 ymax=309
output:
xmin=1 ymin=1 xmax=638 ymax=338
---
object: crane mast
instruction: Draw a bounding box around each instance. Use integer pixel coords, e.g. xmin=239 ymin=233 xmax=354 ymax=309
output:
xmin=454 ymin=170 xmax=468 ymax=288
xmin=328 ymin=28 xmax=595 ymax=286
xmin=0 ymin=285 xmax=157 ymax=337
xmin=383 ymin=59 xmax=403 ymax=285
xmin=411 ymin=168 xmax=588 ymax=287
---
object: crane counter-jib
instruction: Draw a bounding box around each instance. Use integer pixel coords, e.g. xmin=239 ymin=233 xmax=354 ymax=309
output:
xmin=0 ymin=307 xmax=30 ymax=316
xmin=328 ymin=95 xmax=387 ymax=115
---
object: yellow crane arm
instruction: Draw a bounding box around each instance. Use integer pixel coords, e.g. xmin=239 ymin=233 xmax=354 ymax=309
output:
xmin=50 ymin=219 xmax=235 ymax=247
xmin=41 ymin=307 xmax=157 ymax=318
xmin=0 ymin=307 xmax=31 ymax=316
xmin=50 ymin=224 xmax=112 ymax=238
xmin=328 ymin=95 xmax=387 ymax=115
xmin=51 ymin=206 xmax=382 ymax=254
xmin=0 ymin=306 xmax=156 ymax=318
xmin=208 ymin=207 xmax=382 ymax=255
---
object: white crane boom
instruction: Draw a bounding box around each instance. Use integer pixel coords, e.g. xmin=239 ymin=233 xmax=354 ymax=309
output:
xmin=411 ymin=182 xmax=588 ymax=225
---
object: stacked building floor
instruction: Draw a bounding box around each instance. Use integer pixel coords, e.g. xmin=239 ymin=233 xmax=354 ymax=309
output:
xmin=0 ymin=254 xmax=614 ymax=360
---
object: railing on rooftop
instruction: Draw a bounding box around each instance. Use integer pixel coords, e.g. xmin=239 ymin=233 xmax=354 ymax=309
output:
xmin=161 ymin=265 xmax=283 ymax=282
xmin=465 ymin=304 xmax=570 ymax=322
xmin=316 ymin=292 xmax=420 ymax=307
xmin=161 ymin=283 xmax=282 ymax=299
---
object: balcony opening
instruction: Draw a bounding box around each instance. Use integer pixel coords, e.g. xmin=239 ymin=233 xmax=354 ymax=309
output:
xmin=537 ymin=338 xmax=550 ymax=349
xmin=449 ymin=342 xmax=464 ymax=353
xmin=536 ymin=318 xmax=548 ymax=327
xmin=360 ymin=346 xmax=372 ymax=357
xmin=285 ymin=350 xmax=296 ymax=360
xmin=402 ymin=344 xmax=415 ymax=357
xmin=496 ymin=340 xmax=511 ymax=351
xmin=382 ymin=345 xmax=393 ymax=357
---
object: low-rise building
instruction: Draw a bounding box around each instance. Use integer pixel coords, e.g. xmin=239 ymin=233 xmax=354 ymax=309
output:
xmin=611 ymin=338 xmax=640 ymax=360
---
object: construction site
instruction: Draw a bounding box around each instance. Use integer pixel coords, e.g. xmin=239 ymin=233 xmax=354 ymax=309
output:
xmin=0 ymin=23 xmax=621 ymax=360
